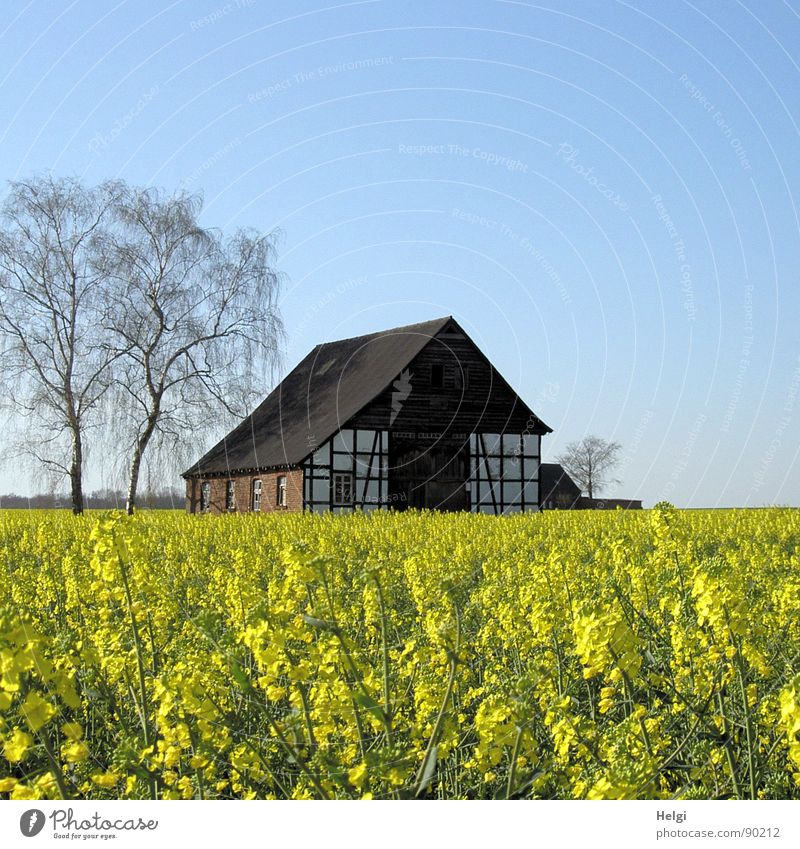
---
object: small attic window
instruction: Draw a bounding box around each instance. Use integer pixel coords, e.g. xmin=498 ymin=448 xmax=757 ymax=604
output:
xmin=430 ymin=364 xmax=445 ymax=388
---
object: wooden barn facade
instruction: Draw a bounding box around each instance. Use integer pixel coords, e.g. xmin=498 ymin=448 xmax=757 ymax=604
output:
xmin=183 ymin=317 xmax=552 ymax=514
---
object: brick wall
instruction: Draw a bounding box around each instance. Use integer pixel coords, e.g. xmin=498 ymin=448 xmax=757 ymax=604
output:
xmin=185 ymin=468 xmax=304 ymax=514
xmin=185 ymin=478 xmax=195 ymax=512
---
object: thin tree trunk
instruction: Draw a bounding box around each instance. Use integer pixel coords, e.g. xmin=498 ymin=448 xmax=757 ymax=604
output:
xmin=70 ymin=430 xmax=84 ymax=515
xmin=125 ymin=415 xmax=158 ymax=515
xmin=126 ymin=450 xmax=142 ymax=516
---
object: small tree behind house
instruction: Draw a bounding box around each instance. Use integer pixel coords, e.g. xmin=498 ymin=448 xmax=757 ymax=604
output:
xmin=556 ymin=435 xmax=622 ymax=499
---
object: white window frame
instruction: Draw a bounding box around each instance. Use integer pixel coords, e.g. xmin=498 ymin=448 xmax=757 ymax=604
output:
xmin=332 ymin=472 xmax=354 ymax=506
xmin=252 ymin=479 xmax=262 ymax=512
xmin=200 ymin=481 xmax=211 ymax=513
xmin=277 ymin=475 xmax=287 ymax=508
xmin=226 ymin=480 xmax=236 ymax=512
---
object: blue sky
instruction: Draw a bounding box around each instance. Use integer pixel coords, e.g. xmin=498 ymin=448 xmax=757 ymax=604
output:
xmin=1 ymin=0 xmax=799 ymax=506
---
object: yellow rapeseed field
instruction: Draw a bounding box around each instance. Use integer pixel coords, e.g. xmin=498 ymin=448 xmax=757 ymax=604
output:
xmin=1 ymin=506 xmax=799 ymax=800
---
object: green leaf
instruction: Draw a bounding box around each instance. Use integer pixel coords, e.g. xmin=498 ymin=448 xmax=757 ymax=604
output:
xmin=229 ymin=660 xmax=252 ymax=691
xmin=302 ymin=615 xmax=338 ymax=633
xmin=353 ymin=691 xmax=388 ymax=725
xmin=500 ymin=770 xmax=546 ymax=799
xmin=416 ymin=745 xmax=439 ymax=796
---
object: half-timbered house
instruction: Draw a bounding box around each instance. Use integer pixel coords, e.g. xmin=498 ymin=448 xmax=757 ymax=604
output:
xmin=183 ymin=316 xmax=552 ymax=514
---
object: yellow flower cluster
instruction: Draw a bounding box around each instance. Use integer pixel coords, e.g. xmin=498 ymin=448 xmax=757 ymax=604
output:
xmin=779 ymin=674 xmax=800 ymax=786
xmin=0 ymin=505 xmax=798 ymax=799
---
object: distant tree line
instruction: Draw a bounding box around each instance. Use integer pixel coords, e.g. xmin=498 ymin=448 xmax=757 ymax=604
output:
xmin=0 ymin=175 xmax=283 ymax=514
xmin=0 ymin=488 xmax=185 ymax=510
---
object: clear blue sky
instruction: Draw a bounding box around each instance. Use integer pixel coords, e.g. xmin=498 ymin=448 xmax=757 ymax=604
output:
xmin=1 ymin=0 xmax=799 ymax=506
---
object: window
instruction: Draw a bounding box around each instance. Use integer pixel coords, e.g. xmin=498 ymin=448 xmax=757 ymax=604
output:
xmin=199 ymin=482 xmax=211 ymax=513
xmin=469 ymin=432 xmax=540 ymax=514
xmin=276 ymin=475 xmax=287 ymax=507
xmin=226 ymin=481 xmax=236 ymax=511
xmin=430 ymin=363 xmax=445 ymax=388
xmin=252 ymin=479 xmax=262 ymax=512
xmin=303 ymin=430 xmax=388 ymax=513
xmin=454 ymin=366 xmax=469 ymax=390
xmin=332 ymin=472 xmax=353 ymax=506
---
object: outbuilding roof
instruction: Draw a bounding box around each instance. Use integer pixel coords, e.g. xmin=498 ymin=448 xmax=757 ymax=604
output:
xmin=539 ymin=462 xmax=583 ymax=505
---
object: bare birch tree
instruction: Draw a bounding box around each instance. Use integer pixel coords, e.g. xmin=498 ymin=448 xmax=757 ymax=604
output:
xmin=556 ymin=435 xmax=621 ymax=499
xmin=105 ymin=186 xmax=283 ymax=514
xmin=0 ymin=176 xmax=121 ymax=513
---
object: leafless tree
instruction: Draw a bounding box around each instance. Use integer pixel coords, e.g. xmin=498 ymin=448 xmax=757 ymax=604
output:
xmin=104 ymin=185 xmax=283 ymax=514
xmin=0 ymin=176 xmax=122 ymax=513
xmin=556 ymin=435 xmax=621 ymax=499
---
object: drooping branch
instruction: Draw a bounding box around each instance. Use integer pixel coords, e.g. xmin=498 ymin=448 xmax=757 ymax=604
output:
xmin=103 ymin=186 xmax=284 ymax=514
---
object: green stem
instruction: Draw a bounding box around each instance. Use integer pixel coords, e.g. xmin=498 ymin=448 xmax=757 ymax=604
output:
xmin=115 ymin=530 xmax=156 ymax=800
xmin=373 ymin=574 xmax=394 ymax=746
xmin=236 ymin=671 xmax=330 ymax=799
xmin=202 ymin=687 xmax=293 ymax=799
xmin=732 ymin=635 xmax=758 ymax=799
xmin=263 ymin=708 xmax=330 ymax=799
xmin=552 ymin=633 xmax=564 ymax=698
xmin=239 ymin=737 xmax=291 ymax=798
xmin=351 ymin=695 xmax=369 ymax=761
xmin=716 ymin=690 xmax=743 ymax=799
xmin=39 ymin=731 xmax=71 ymax=800
xmin=414 ymin=607 xmax=461 ymax=796
xmin=506 ymin=725 xmax=524 ymax=799
xmin=296 ymin=682 xmax=318 ymax=751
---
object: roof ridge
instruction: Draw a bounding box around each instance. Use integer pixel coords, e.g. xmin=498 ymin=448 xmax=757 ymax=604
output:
xmin=315 ymin=315 xmax=452 ymax=347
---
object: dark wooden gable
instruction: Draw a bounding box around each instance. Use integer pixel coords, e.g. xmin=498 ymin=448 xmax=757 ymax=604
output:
xmin=348 ymin=319 xmax=550 ymax=435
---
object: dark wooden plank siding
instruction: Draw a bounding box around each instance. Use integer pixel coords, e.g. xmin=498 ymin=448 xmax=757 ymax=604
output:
xmin=348 ymin=331 xmax=542 ymax=435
